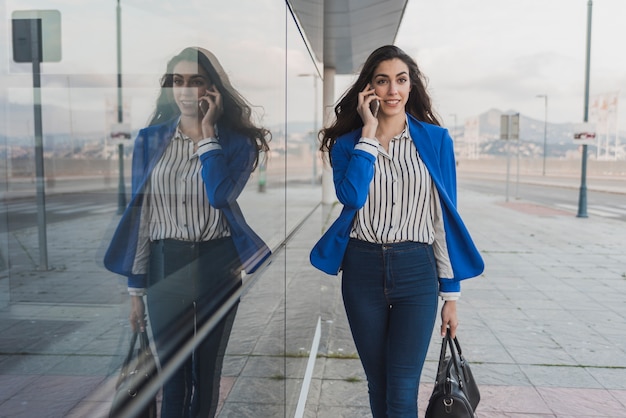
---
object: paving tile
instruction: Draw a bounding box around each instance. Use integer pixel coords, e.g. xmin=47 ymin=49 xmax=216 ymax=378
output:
xmin=504 ymin=344 xmax=579 ymax=366
xmin=563 ymin=346 xmax=626 ymax=368
xmin=477 ymin=385 xmax=552 ymax=415
xmin=520 ymin=365 xmax=602 ymax=388
xmin=0 ymin=337 xmax=39 ymax=353
xmin=609 ymin=389 xmax=626 ymax=409
xmin=0 ymin=398 xmax=75 ymax=418
xmin=471 ymin=364 xmax=532 ymax=386
xmin=226 ymin=375 xmax=288 ymax=405
xmin=319 ymin=358 xmax=364 ymax=381
xmin=47 ymin=355 xmax=111 ymax=376
xmin=0 ymin=355 xmax=66 ymax=375
xmin=222 ymin=354 xmax=248 ymax=377
xmin=313 ymin=405 xmax=371 ymax=418
xmin=318 ymin=379 xmax=368 ymax=408
xmin=10 ymin=375 xmax=103 ymax=402
xmin=217 ymin=402 xmax=286 ymax=418
xmin=65 ymin=400 xmax=111 ymax=418
xmin=80 ymin=375 xmax=117 ymax=402
xmin=0 ymin=374 xmax=37 ymax=402
xmin=537 ymin=387 xmax=626 ymax=417
xmin=462 ymin=343 xmax=517 ymax=364
xmin=238 ymin=355 xmax=288 ymax=378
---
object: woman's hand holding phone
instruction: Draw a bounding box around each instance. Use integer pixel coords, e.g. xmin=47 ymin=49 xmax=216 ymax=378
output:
xmin=198 ymin=99 xmax=209 ymax=116
xmin=199 ymin=85 xmax=223 ymax=138
xmin=369 ymin=99 xmax=380 ymax=118
xmin=357 ymin=84 xmax=379 ymax=138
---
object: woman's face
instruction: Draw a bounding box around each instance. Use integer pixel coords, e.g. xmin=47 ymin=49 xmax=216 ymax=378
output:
xmin=171 ymin=60 xmax=212 ymax=118
xmin=370 ymin=58 xmax=411 ymax=118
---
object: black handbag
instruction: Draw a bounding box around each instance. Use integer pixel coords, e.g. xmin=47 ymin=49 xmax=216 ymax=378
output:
xmin=425 ymin=330 xmax=480 ymax=418
xmin=109 ymin=331 xmax=158 ymax=418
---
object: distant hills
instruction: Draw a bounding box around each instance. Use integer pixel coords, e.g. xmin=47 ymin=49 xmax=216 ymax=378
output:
xmin=1 ymin=100 xmax=624 ymax=160
xmin=453 ymin=108 xmax=625 ymax=159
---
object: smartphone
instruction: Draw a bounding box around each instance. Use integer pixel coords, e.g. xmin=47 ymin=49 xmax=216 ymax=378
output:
xmin=369 ymin=99 xmax=380 ymax=117
xmin=199 ymin=100 xmax=209 ymax=115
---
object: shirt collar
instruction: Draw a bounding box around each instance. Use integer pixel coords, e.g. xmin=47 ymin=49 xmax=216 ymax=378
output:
xmin=173 ymin=119 xmax=191 ymax=141
xmin=391 ymin=123 xmax=409 ymax=141
xmin=173 ymin=118 xmax=219 ymax=141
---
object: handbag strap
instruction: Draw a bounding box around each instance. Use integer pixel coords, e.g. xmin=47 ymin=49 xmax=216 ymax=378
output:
xmin=139 ymin=330 xmax=150 ymax=352
xmin=437 ymin=329 xmax=463 ymax=379
xmin=123 ymin=331 xmax=140 ymax=369
xmin=115 ymin=331 xmax=140 ymax=388
xmin=452 ymin=335 xmax=465 ymax=358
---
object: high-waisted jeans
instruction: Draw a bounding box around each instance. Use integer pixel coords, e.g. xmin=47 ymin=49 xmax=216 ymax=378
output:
xmin=341 ymin=239 xmax=439 ymax=418
xmin=146 ymin=237 xmax=241 ymax=418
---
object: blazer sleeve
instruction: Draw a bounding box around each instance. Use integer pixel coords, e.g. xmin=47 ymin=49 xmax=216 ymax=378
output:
xmin=331 ymin=134 xmax=377 ymax=210
xmin=199 ymin=131 xmax=255 ymax=209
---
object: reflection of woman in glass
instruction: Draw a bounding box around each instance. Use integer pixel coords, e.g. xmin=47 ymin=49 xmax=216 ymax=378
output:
xmin=105 ymin=46 xmax=270 ymax=417
xmin=310 ymin=45 xmax=483 ymax=417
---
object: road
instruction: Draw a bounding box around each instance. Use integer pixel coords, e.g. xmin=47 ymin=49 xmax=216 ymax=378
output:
xmin=1 ymin=176 xmax=624 ymax=234
xmin=0 ymin=191 xmax=118 ymax=233
xmin=459 ymin=177 xmax=626 ymax=221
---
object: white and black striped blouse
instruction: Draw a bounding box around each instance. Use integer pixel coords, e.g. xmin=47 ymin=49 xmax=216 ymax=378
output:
xmin=350 ymin=125 xmax=454 ymax=279
xmin=132 ymin=126 xmax=230 ymax=276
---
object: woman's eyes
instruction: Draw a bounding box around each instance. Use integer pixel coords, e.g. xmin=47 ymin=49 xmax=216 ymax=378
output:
xmin=172 ymin=78 xmax=206 ymax=87
xmin=375 ymin=78 xmax=408 ymax=85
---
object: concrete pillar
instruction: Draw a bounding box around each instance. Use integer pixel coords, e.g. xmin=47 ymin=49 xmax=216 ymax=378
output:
xmin=321 ymin=65 xmax=337 ymax=204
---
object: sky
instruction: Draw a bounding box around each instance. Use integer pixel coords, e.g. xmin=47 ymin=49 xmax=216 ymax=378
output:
xmin=391 ymin=0 xmax=626 ymax=128
xmin=2 ymin=0 xmax=312 ymax=134
xmin=2 ymin=0 xmax=624 ymax=135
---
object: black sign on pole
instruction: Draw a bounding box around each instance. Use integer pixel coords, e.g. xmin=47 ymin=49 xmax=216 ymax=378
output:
xmin=12 ymin=19 xmax=43 ymax=62
xmin=12 ymin=18 xmax=49 ymax=271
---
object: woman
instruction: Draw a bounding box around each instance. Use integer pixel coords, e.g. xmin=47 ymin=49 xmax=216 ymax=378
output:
xmin=105 ymin=47 xmax=270 ymax=417
xmin=310 ymin=45 xmax=484 ymax=417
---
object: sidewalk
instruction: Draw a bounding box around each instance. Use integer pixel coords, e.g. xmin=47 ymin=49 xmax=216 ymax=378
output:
xmin=0 ymin=179 xmax=625 ymax=417
xmin=285 ymin=184 xmax=626 ymax=417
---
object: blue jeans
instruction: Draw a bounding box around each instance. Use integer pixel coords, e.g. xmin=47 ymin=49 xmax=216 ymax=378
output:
xmin=341 ymin=239 xmax=439 ymax=418
xmin=147 ymin=237 xmax=241 ymax=418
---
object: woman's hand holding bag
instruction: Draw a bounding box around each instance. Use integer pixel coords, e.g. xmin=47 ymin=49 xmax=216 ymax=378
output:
xmin=425 ymin=329 xmax=480 ymax=418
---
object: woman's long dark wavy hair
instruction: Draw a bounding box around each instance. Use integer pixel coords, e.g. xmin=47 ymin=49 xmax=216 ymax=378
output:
xmin=148 ymin=47 xmax=270 ymax=168
xmin=320 ymin=45 xmax=440 ymax=157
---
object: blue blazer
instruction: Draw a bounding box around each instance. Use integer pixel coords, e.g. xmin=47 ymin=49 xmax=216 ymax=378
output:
xmin=104 ymin=118 xmax=271 ymax=288
xmin=310 ymin=114 xmax=484 ymax=293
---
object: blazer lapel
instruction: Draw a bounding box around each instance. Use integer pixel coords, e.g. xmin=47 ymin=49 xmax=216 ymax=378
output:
xmin=407 ymin=116 xmax=442 ymax=183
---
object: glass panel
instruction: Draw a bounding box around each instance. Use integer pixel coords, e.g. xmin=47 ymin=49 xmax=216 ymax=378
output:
xmin=0 ymin=1 xmax=294 ymax=416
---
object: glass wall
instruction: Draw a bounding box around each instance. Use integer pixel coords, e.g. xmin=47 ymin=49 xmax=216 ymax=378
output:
xmin=0 ymin=0 xmax=322 ymax=416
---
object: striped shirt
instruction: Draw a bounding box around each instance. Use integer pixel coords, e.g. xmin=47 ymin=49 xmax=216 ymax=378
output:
xmin=350 ymin=126 xmax=454 ymax=279
xmin=132 ymin=126 xmax=230 ymax=275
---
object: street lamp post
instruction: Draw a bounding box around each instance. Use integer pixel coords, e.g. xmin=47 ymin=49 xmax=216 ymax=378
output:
xmin=577 ymin=0 xmax=593 ymax=218
xmin=116 ymin=0 xmax=126 ymax=214
xmin=536 ymin=94 xmax=548 ymax=175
